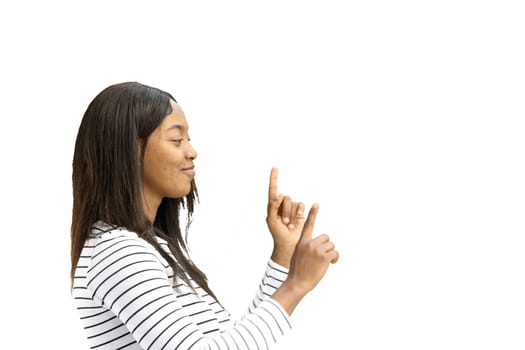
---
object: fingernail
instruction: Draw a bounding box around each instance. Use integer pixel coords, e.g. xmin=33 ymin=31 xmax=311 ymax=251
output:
xmin=283 ymin=217 xmax=289 ymax=224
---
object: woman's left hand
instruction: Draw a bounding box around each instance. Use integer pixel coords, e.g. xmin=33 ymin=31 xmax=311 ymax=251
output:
xmin=266 ymin=167 xmax=305 ymax=268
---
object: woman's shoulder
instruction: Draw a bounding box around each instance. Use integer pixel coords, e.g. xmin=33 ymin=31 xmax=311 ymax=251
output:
xmin=81 ymin=221 xmax=169 ymax=272
xmin=85 ymin=220 xmax=154 ymax=253
xmin=89 ymin=220 xmax=134 ymax=238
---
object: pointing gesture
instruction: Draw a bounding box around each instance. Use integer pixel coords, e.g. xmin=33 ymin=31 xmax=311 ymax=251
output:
xmin=266 ymin=167 xmax=305 ymax=268
xmin=271 ymin=196 xmax=339 ymax=316
xmin=292 ymin=203 xmax=339 ymax=272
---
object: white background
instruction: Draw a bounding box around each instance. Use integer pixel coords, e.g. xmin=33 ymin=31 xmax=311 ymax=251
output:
xmin=1 ymin=1 xmax=524 ymax=349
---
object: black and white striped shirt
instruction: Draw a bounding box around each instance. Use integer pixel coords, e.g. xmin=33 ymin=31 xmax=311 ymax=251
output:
xmin=72 ymin=221 xmax=291 ymax=350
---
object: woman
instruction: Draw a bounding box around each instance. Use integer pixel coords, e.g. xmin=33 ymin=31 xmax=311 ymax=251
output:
xmin=71 ymin=81 xmax=339 ymax=349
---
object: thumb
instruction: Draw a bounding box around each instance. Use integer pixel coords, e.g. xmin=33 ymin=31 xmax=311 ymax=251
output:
xmin=300 ymin=203 xmax=319 ymax=241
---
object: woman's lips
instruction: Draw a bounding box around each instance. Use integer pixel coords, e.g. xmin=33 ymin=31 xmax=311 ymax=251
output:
xmin=182 ymin=168 xmax=195 ymax=176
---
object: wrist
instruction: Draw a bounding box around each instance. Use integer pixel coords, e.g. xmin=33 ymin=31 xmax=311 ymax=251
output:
xmin=271 ymin=279 xmax=309 ymax=315
xmin=271 ymin=245 xmax=294 ymax=268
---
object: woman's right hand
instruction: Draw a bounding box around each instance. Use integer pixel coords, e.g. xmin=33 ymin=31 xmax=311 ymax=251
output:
xmin=288 ymin=203 xmax=339 ymax=293
xmin=271 ymin=203 xmax=339 ymax=315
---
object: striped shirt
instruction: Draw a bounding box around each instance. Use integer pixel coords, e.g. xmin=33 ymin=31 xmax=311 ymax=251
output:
xmin=72 ymin=221 xmax=292 ymax=350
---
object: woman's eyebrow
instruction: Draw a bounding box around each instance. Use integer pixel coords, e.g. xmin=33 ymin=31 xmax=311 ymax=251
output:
xmin=167 ymin=124 xmax=184 ymax=131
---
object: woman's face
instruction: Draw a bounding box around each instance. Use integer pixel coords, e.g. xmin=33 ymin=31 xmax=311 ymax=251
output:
xmin=142 ymin=100 xmax=197 ymax=209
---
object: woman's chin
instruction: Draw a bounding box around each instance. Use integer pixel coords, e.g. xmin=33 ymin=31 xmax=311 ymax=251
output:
xmin=169 ymin=188 xmax=192 ymax=199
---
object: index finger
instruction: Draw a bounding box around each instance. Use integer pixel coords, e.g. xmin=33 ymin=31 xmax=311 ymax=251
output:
xmin=268 ymin=166 xmax=279 ymax=201
xmin=300 ymin=202 xmax=319 ymax=241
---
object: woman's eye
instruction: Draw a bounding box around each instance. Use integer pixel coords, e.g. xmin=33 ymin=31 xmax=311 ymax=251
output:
xmin=172 ymin=139 xmax=183 ymax=145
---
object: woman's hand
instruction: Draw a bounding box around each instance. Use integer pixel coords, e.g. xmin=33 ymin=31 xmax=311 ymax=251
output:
xmin=271 ymin=202 xmax=339 ymax=315
xmin=266 ymin=167 xmax=305 ymax=268
xmin=287 ymin=203 xmax=339 ymax=292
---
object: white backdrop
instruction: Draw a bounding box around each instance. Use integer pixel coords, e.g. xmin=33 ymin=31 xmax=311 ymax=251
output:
xmin=1 ymin=1 xmax=524 ymax=349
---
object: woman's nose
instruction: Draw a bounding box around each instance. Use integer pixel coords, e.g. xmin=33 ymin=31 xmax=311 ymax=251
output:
xmin=186 ymin=142 xmax=197 ymax=160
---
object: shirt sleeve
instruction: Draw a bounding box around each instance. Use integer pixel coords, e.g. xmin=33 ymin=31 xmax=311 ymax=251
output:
xmin=86 ymin=233 xmax=291 ymax=350
xmin=247 ymin=260 xmax=290 ymax=312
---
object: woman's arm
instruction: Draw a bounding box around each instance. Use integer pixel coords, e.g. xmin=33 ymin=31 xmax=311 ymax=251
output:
xmin=85 ymin=232 xmax=292 ymax=350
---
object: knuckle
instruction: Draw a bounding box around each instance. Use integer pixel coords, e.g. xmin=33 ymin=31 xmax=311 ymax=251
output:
xmin=315 ymin=246 xmax=325 ymax=257
xmin=305 ymin=240 xmax=316 ymax=250
xmin=318 ymin=233 xmax=330 ymax=241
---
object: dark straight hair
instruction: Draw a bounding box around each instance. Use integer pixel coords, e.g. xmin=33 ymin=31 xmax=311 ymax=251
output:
xmin=71 ymin=81 xmax=217 ymax=301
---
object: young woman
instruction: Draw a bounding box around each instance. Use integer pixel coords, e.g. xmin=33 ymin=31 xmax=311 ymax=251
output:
xmin=71 ymin=81 xmax=339 ymax=349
